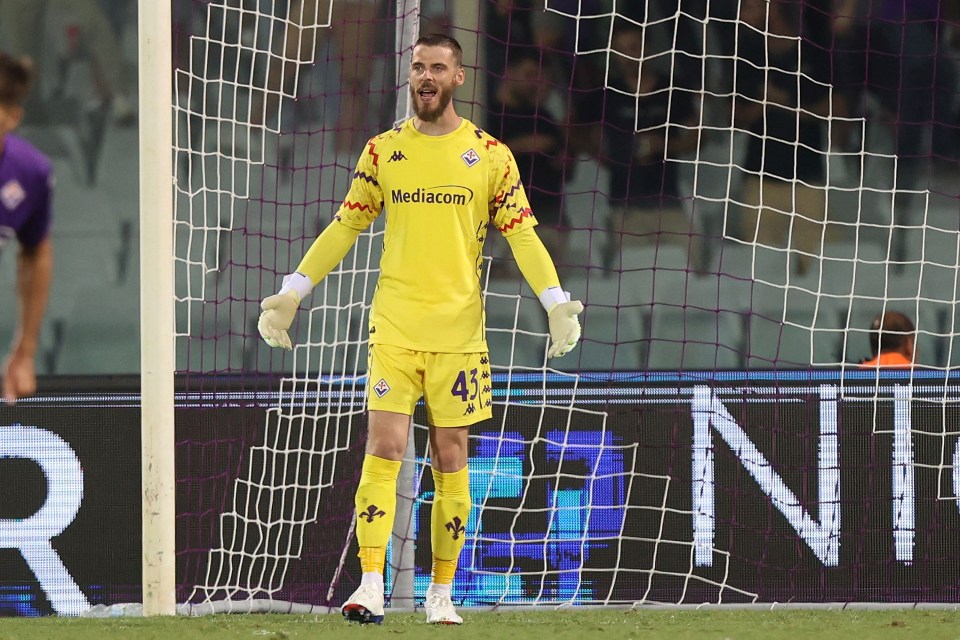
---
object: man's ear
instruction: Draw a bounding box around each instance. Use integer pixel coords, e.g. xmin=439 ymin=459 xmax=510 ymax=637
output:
xmin=455 ymin=66 xmax=465 ymax=87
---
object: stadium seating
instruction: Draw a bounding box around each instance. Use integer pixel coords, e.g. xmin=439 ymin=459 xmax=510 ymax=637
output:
xmin=558 ymin=267 xmax=646 ymax=371
xmin=646 ymin=305 xmax=746 ymax=370
xmin=56 ymin=281 xmax=140 ymax=373
xmin=480 ymin=274 xmax=548 ymax=370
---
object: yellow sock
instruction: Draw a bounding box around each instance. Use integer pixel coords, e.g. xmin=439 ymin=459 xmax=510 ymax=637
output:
xmin=431 ymin=558 xmax=458 ymax=585
xmin=355 ymin=454 xmax=402 ymax=573
xmin=359 ymin=546 xmax=387 ymax=575
xmin=431 ymin=465 xmax=470 ymax=582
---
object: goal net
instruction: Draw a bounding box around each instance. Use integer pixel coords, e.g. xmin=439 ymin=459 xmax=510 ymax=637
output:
xmin=166 ymin=0 xmax=960 ymax=613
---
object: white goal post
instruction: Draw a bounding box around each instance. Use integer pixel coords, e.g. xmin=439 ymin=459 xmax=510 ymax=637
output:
xmin=138 ymin=0 xmax=176 ymax=617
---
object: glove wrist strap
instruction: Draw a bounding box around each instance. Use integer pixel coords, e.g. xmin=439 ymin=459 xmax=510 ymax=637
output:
xmin=539 ymin=286 xmax=570 ymax=313
xmin=279 ymin=272 xmax=314 ymax=303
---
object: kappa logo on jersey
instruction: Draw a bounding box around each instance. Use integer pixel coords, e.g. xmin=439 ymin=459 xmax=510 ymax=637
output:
xmin=373 ymin=378 xmax=391 ymax=397
xmin=460 ymin=148 xmax=480 ymax=167
xmin=388 ymin=150 xmax=408 ymax=162
xmin=0 ymin=179 xmax=26 ymax=210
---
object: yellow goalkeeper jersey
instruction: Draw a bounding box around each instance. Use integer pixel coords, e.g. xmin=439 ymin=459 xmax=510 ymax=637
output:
xmin=333 ymin=117 xmax=537 ymax=353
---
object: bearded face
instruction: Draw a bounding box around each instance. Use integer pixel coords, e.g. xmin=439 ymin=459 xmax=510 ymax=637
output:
xmin=410 ymin=80 xmax=454 ymax=122
xmin=408 ymin=45 xmax=463 ymax=123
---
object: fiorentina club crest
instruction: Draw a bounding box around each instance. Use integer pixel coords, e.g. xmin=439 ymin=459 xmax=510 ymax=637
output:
xmin=460 ymin=148 xmax=480 ymax=167
xmin=0 ymin=179 xmax=26 ymax=210
xmin=373 ymin=378 xmax=391 ymax=398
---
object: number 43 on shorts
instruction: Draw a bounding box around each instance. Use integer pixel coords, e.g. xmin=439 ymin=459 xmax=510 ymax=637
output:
xmin=450 ymin=368 xmax=479 ymax=402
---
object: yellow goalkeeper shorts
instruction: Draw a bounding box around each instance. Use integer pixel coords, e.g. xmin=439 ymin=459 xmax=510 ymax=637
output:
xmin=367 ymin=343 xmax=493 ymax=427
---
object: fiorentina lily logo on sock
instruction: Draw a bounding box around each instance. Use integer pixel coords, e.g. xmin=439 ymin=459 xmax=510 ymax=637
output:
xmin=360 ymin=504 xmax=386 ymax=523
xmin=373 ymin=378 xmax=391 ymax=397
xmin=445 ymin=516 xmax=466 ymax=540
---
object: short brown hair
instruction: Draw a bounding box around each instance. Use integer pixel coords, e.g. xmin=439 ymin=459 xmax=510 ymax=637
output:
xmin=414 ymin=33 xmax=463 ymax=68
xmin=869 ymin=311 xmax=915 ymax=357
xmin=0 ymin=52 xmax=34 ymax=107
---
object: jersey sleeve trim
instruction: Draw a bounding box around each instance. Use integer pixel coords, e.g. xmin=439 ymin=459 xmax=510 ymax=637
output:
xmin=497 ymin=206 xmax=534 ymax=234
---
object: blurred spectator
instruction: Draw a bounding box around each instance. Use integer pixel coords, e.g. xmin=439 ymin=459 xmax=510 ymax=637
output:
xmin=831 ymin=0 xmax=958 ymax=185
xmin=486 ymin=0 xmax=614 ymax=159
xmin=253 ymin=0 xmax=384 ymax=154
xmin=0 ymin=0 xmax=132 ymax=123
xmin=638 ymin=0 xmax=736 ymax=274
xmin=97 ymin=0 xmax=133 ymax=43
xmin=0 ymin=53 xmax=54 ymax=403
xmin=576 ymin=21 xmax=698 ymax=267
xmin=735 ymin=0 xmax=832 ymax=275
xmin=484 ymin=1 xmax=541 ymax=126
xmin=859 ymin=310 xmax=915 ymax=367
xmin=488 ymin=51 xmax=570 ymax=269
xmin=799 ymin=0 xmax=851 ymax=141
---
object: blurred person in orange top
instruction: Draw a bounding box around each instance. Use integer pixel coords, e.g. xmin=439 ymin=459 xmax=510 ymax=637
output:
xmin=860 ymin=311 xmax=915 ymax=368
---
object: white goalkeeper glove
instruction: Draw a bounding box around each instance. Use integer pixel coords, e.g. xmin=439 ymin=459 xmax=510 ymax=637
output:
xmin=259 ymin=273 xmax=314 ymax=349
xmin=547 ymin=299 xmax=584 ymax=359
xmin=258 ymin=290 xmax=300 ymax=350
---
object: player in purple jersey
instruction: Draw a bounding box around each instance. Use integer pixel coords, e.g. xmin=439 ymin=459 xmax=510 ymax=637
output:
xmin=0 ymin=53 xmax=53 ymax=404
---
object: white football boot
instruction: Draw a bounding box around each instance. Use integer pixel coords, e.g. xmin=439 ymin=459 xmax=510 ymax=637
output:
xmin=425 ymin=588 xmax=463 ymax=625
xmin=341 ymin=584 xmax=385 ymax=625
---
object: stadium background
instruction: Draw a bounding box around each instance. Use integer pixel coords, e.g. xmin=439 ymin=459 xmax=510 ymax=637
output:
xmin=1 ymin=0 xmax=960 ymax=616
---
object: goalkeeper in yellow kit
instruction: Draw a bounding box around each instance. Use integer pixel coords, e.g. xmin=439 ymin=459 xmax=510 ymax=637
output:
xmin=257 ymin=33 xmax=583 ymax=625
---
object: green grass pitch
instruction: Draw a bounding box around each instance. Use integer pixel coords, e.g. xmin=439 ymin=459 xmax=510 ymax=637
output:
xmin=1 ymin=610 xmax=959 ymax=640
